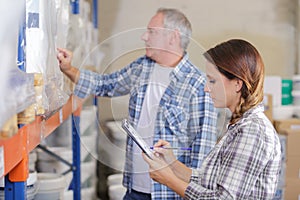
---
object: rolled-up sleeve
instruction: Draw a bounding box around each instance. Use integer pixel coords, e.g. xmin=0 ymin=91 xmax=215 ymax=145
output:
xmin=74 ymin=69 xmax=97 ymax=99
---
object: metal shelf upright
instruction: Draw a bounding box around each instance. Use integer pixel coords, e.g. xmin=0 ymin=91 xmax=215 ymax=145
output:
xmin=0 ymin=0 xmax=96 ymax=199
xmin=4 ymin=6 xmax=27 ymax=200
xmin=1 ymin=0 xmax=100 ymax=198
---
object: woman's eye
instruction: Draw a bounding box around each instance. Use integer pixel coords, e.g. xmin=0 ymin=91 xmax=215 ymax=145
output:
xmin=209 ymin=80 xmax=216 ymax=84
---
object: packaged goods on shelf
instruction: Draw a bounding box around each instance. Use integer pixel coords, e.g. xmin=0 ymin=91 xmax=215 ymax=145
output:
xmin=0 ymin=0 xmax=25 ymax=127
xmin=26 ymin=0 xmax=70 ymax=117
xmin=2 ymin=69 xmax=35 ymax=127
xmin=18 ymin=73 xmax=45 ymax=124
xmin=34 ymin=73 xmax=45 ymax=115
xmin=0 ymin=114 xmax=18 ymax=139
xmin=34 ymin=73 xmax=44 ymax=86
xmin=18 ymin=104 xmax=36 ymax=124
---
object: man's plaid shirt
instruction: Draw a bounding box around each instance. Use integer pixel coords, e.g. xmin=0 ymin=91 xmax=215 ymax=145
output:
xmin=74 ymin=53 xmax=217 ymax=200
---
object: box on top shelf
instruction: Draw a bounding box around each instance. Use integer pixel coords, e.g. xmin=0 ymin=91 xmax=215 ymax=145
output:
xmin=285 ymin=156 xmax=300 ymax=179
xmin=263 ymin=93 xmax=273 ymax=122
xmin=285 ymin=178 xmax=300 ymax=200
xmin=273 ymin=118 xmax=300 ymax=133
xmin=277 ymin=129 xmax=300 ymax=157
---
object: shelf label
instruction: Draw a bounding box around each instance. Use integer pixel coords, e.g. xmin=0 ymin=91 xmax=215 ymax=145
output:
xmin=0 ymin=146 xmax=4 ymax=177
xmin=59 ymin=109 xmax=63 ymax=124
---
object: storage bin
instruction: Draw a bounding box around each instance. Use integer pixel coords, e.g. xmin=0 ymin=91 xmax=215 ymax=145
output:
xmin=35 ymin=173 xmax=66 ymax=200
xmin=281 ymin=79 xmax=293 ymax=105
xmin=292 ymin=90 xmax=300 ymax=106
xmin=292 ymin=75 xmax=300 ymax=90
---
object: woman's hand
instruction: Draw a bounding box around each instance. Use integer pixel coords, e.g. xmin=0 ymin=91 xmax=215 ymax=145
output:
xmin=142 ymin=140 xmax=190 ymax=197
xmin=152 ymin=139 xmax=177 ymax=165
xmin=142 ymin=140 xmax=177 ymax=185
xmin=142 ymin=150 xmax=176 ymax=186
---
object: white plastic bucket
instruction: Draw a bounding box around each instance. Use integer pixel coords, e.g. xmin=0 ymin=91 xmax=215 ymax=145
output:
xmin=293 ymin=75 xmax=300 ymax=90
xmin=107 ymin=173 xmax=123 ymax=186
xmin=35 ymin=173 xmax=66 ymax=200
xmin=292 ymin=90 xmax=300 ymax=106
xmin=36 ymin=147 xmax=72 ymax=174
xmin=108 ymin=184 xmax=126 ymax=200
xmin=0 ymin=171 xmax=38 ymax=200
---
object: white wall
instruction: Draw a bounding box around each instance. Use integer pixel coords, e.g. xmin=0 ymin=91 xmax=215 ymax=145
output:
xmin=297 ymin=0 xmax=300 ymax=74
xmin=97 ymin=0 xmax=299 ymax=121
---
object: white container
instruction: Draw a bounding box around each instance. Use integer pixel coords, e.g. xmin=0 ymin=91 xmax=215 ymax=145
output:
xmin=37 ymin=147 xmax=72 ymax=162
xmin=35 ymin=173 xmax=66 ymax=200
xmin=292 ymin=90 xmax=300 ymax=106
xmin=64 ymin=190 xmax=73 ymax=200
xmin=0 ymin=171 xmax=38 ymax=200
xmin=108 ymin=184 xmax=126 ymax=200
xmin=264 ymin=76 xmax=282 ymax=107
xmin=81 ymin=135 xmax=96 ymax=162
xmin=80 ymin=105 xmax=97 ymax=134
xmin=107 ymin=173 xmax=123 ymax=186
xmin=292 ymin=75 xmax=300 ymax=90
xmin=29 ymin=150 xmax=37 ymax=172
xmin=36 ymin=147 xmax=72 ymax=174
xmin=272 ymin=105 xmax=295 ymax=120
xmin=81 ymin=187 xmax=96 ymax=200
xmin=81 ymin=160 xmax=96 ymax=184
xmin=106 ymin=120 xmax=127 ymax=141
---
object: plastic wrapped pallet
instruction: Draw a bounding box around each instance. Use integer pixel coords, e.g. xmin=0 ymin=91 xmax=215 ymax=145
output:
xmin=0 ymin=1 xmax=36 ymax=131
xmin=26 ymin=0 xmax=69 ymax=117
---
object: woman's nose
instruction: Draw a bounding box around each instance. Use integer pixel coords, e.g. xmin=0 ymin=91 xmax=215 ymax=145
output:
xmin=204 ymin=84 xmax=210 ymax=92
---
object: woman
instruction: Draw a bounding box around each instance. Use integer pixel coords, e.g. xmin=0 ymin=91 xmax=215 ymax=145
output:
xmin=143 ymin=39 xmax=282 ymax=199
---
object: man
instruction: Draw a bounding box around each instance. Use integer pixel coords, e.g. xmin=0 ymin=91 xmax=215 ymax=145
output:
xmin=57 ymin=8 xmax=217 ymax=200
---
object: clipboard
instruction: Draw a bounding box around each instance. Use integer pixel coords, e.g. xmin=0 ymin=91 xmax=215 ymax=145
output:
xmin=121 ymin=119 xmax=153 ymax=159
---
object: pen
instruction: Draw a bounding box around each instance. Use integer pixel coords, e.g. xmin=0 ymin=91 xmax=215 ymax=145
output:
xmin=150 ymin=146 xmax=192 ymax=151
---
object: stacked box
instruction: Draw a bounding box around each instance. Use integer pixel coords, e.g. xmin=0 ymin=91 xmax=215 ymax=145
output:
xmin=274 ymin=119 xmax=300 ymax=200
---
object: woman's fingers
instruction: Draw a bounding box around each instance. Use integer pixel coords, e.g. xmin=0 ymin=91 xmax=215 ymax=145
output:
xmin=154 ymin=139 xmax=170 ymax=148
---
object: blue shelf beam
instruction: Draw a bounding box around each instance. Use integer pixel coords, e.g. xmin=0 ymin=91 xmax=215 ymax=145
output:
xmin=17 ymin=9 xmax=26 ymax=72
xmin=4 ymin=177 xmax=26 ymax=200
xmin=71 ymin=114 xmax=81 ymax=200
xmin=71 ymin=0 xmax=80 ymax=14
xmin=5 ymin=5 xmax=27 ymax=200
xmin=92 ymin=0 xmax=98 ymax=28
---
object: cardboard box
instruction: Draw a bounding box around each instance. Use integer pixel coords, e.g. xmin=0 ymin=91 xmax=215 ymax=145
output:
xmin=286 ymin=156 xmax=300 ymax=179
xmin=285 ymin=179 xmax=300 ymax=200
xmin=274 ymin=119 xmax=300 ymax=133
xmin=279 ymin=129 xmax=300 ymax=157
xmin=263 ymin=94 xmax=273 ymax=122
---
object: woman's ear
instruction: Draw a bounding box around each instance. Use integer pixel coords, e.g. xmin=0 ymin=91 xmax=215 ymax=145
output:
xmin=235 ymin=79 xmax=243 ymax=92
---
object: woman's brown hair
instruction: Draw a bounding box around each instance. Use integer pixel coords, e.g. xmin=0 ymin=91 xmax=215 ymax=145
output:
xmin=204 ymin=39 xmax=265 ymax=124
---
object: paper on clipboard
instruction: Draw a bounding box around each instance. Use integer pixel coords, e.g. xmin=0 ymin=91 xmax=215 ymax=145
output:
xmin=121 ymin=119 xmax=153 ymax=159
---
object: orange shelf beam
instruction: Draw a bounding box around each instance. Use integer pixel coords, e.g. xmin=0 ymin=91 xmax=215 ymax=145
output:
xmin=0 ymin=95 xmax=82 ymax=179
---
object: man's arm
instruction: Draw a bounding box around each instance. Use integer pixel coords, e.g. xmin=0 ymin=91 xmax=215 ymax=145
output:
xmin=57 ymin=48 xmax=80 ymax=84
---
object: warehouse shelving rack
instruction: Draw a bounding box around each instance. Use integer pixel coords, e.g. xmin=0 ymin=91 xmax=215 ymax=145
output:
xmin=0 ymin=0 xmax=99 ymax=199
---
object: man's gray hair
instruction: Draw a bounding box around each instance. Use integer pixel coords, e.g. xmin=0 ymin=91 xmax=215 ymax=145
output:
xmin=157 ymin=8 xmax=192 ymax=50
